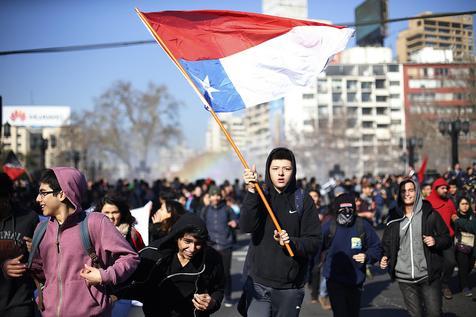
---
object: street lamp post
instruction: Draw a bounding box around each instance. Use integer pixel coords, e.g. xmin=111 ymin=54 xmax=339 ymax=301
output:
xmin=32 ymin=135 xmax=57 ymax=169
xmin=439 ymin=119 xmax=470 ymax=167
xmin=400 ymin=137 xmax=423 ymax=169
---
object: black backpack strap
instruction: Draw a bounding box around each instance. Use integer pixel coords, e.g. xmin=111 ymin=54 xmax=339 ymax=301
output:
xmin=27 ymin=220 xmax=49 ymax=268
xmin=294 ymin=188 xmax=305 ymax=221
xmin=27 ymin=220 xmax=49 ymax=312
xmin=79 ymin=212 xmax=101 ymax=269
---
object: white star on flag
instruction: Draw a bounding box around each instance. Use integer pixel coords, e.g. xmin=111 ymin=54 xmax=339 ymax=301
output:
xmin=194 ymin=75 xmax=219 ymax=100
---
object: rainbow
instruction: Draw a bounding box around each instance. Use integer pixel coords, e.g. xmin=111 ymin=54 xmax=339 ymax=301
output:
xmin=174 ymin=151 xmax=244 ymax=183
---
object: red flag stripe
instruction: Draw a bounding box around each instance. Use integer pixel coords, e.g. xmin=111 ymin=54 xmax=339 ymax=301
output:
xmin=142 ymin=10 xmax=346 ymax=61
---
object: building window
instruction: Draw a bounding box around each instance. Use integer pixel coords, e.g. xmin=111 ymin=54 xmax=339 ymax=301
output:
xmin=388 ymin=64 xmax=399 ymax=72
xmin=408 ymin=34 xmax=423 ymax=41
xmin=373 ymin=65 xmax=384 ymax=76
xmin=434 ymin=68 xmax=449 ymax=76
xmin=347 ymin=118 xmax=357 ymax=128
xmin=376 ymin=95 xmax=387 ymax=102
xmin=362 ymin=108 xmax=372 ymax=115
xmin=390 ymin=93 xmax=400 ymax=99
xmin=347 ymin=107 xmax=358 ymax=115
xmin=318 ymin=79 xmax=328 ymax=93
xmin=318 ymin=105 xmax=329 ymax=116
xmin=332 ymin=93 xmax=342 ymax=103
xmin=361 ymin=92 xmax=372 ymax=102
xmin=346 ymin=80 xmax=358 ymax=90
xmin=303 ymin=93 xmax=315 ymax=99
xmin=333 ymin=106 xmax=344 ymax=116
xmin=362 ymin=134 xmax=374 ymax=141
xmin=376 ymin=107 xmax=387 ymax=115
xmin=332 ymin=79 xmax=342 ymax=91
xmin=389 ymin=81 xmax=400 ymax=86
xmin=347 ymin=93 xmax=357 ymax=102
xmin=361 ymin=82 xmax=372 ymax=90
xmin=375 ymin=79 xmax=386 ymax=89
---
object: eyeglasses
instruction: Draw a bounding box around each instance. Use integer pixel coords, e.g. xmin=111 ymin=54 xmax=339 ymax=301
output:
xmin=38 ymin=190 xmax=58 ymax=198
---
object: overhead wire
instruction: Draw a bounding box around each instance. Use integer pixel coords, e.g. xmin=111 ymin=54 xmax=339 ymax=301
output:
xmin=0 ymin=10 xmax=475 ymax=56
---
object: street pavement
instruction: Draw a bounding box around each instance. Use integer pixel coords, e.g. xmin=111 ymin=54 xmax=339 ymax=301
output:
xmin=213 ymin=233 xmax=476 ymax=317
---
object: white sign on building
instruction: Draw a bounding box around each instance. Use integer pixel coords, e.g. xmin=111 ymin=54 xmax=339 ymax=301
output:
xmin=2 ymin=106 xmax=71 ymax=127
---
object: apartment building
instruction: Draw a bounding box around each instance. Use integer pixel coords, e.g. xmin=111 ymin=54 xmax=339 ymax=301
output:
xmin=397 ymin=12 xmax=474 ymax=62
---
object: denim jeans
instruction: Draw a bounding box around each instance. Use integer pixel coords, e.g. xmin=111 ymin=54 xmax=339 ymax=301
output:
xmin=242 ymin=277 xmax=305 ymax=317
xmin=398 ymin=279 xmax=442 ymax=317
xmin=319 ymin=277 xmax=328 ymax=297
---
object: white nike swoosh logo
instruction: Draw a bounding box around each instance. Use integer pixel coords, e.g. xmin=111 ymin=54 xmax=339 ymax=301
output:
xmin=289 ymin=210 xmax=297 ymax=214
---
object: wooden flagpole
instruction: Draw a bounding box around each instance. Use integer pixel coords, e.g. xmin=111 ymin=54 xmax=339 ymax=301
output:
xmin=135 ymin=8 xmax=295 ymax=257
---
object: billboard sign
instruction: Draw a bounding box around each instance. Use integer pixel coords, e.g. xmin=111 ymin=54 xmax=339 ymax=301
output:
xmin=2 ymin=106 xmax=71 ymax=127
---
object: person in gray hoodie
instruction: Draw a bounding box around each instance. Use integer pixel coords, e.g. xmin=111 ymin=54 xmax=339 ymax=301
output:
xmin=380 ymin=178 xmax=451 ymax=317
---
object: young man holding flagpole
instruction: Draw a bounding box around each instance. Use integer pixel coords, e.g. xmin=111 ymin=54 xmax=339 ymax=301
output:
xmin=240 ymin=147 xmax=321 ymax=316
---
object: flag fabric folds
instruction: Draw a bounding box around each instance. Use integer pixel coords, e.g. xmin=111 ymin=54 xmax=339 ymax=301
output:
xmin=3 ymin=151 xmax=26 ymax=181
xmin=140 ymin=10 xmax=354 ymax=112
xmin=417 ymin=155 xmax=428 ymax=184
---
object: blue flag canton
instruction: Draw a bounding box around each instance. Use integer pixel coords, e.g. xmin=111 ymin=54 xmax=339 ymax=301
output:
xmin=179 ymin=59 xmax=246 ymax=112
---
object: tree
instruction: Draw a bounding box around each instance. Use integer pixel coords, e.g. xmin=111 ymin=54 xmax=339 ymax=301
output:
xmin=72 ymin=81 xmax=182 ymax=177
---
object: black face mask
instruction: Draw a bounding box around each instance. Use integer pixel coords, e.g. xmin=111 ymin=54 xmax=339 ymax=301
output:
xmin=336 ymin=206 xmax=355 ymax=226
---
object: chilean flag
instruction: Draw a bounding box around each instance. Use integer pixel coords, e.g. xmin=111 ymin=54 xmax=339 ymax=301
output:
xmin=139 ymin=10 xmax=354 ymax=112
xmin=3 ymin=151 xmax=26 ymax=181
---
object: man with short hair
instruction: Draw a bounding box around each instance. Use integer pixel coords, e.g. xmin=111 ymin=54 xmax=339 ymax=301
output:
xmin=421 ymin=183 xmax=432 ymax=199
xmin=240 ymin=147 xmax=321 ymax=317
xmin=426 ymin=178 xmax=457 ymax=299
xmin=381 ymin=178 xmax=450 ymax=317
xmin=447 ymin=179 xmax=459 ymax=207
xmin=3 ymin=168 xmax=139 ymax=316
xmin=200 ymin=185 xmax=238 ymax=307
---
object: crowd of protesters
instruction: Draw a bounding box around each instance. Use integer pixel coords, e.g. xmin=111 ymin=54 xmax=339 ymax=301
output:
xmin=1 ymin=154 xmax=475 ymax=317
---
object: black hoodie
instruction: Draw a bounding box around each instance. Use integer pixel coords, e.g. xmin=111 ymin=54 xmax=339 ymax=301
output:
xmin=118 ymin=214 xmax=224 ymax=317
xmin=240 ymin=147 xmax=321 ymax=288
xmin=0 ymin=204 xmax=39 ymax=315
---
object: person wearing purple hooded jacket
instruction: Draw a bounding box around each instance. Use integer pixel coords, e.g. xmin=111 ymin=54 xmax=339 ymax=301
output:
xmin=2 ymin=168 xmax=139 ymax=317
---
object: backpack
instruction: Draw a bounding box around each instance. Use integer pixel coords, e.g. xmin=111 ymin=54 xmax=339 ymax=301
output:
xmin=26 ymin=212 xmax=102 ymax=311
xmin=27 ymin=212 xmax=101 ymax=269
xmin=324 ymin=216 xmax=367 ymax=251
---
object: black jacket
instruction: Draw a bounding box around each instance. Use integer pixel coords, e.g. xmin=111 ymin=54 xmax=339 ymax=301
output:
xmin=0 ymin=205 xmax=39 ymax=315
xmin=240 ymin=148 xmax=321 ymax=289
xmin=381 ymin=200 xmax=451 ymax=283
xmin=118 ymin=214 xmax=224 ymax=317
